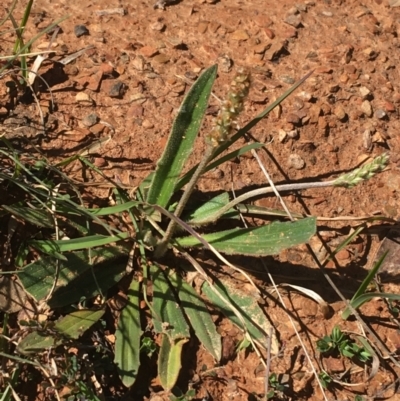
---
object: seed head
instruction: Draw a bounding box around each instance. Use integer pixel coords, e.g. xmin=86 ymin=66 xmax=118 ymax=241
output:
xmin=207 ymin=67 xmax=251 ymax=147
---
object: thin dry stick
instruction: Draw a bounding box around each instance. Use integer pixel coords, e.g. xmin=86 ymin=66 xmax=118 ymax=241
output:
xmin=250 ymin=145 xmax=294 ymax=220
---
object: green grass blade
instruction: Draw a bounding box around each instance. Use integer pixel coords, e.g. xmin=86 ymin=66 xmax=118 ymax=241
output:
xmin=168 ymin=271 xmax=221 ymax=361
xmin=175 ymin=217 xmax=316 ymax=256
xmin=150 ymin=265 xmax=190 ymax=340
xmin=115 ymin=279 xmax=142 ymax=388
xmin=83 ymin=200 xmax=140 ymax=216
xmin=202 ymin=278 xmax=278 ymax=353
xmin=158 ymin=334 xmax=188 ymax=391
xmin=342 ymin=251 xmax=388 ymax=320
xmin=29 ymin=232 xmax=130 ymax=253
xmin=0 ymin=16 xmax=69 ymax=75
xmin=1 ymin=204 xmax=54 ymax=228
xmin=344 ymin=292 xmax=400 ymax=314
xmin=146 ymin=65 xmax=218 ymax=207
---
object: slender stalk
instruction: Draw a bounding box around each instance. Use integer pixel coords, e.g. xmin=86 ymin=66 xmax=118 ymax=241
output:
xmin=197 ymin=153 xmax=389 ymax=224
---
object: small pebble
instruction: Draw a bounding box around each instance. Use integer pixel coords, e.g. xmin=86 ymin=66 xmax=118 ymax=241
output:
xmin=359 ymin=86 xmax=371 ymax=99
xmin=298 ymin=91 xmax=312 ymax=102
xmin=94 ymin=157 xmax=107 ymax=167
xmin=280 ymin=75 xmax=295 ymax=84
xmin=286 ymin=113 xmax=301 ymax=124
xmin=152 ymin=53 xmax=170 ymax=64
xmin=361 ymin=100 xmax=373 ymax=117
xmin=278 ymin=129 xmax=287 ymax=142
xmin=284 ymin=14 xmax=302 ymax=28
xmin=334 ymin=106 xmax=346 ymax=121
xmin=322 ymin=11 xmax=333 ymax=17
xmin=82 ymin=113 xmax=99 ymax=127
xmin=384 ymin=101 xmax=396 ymax=112
xmin=231 ymin=29 xmax=250 ymax=40
xmin=142 ymin=119 xmax=154 ymax=129
xmin=104 ymin=80 xmax=124 ymax=98
xmin=374 ymin=109 xmax=387 ymax=119
xmin=287 ymin=129 xmax=298 ymax=139
xmin=75 ymin=92 xmax=93 ymax=105
xmin=74 ymin=24 xmax=89 ymax=38
xmin=264 ymin=28 xmax=275 ymax=39
xmin=151 ymin=21 xmax=166 ymax=31
xmin=362 ymin=129 xmax=372 ymax=150
xmin=217 ymin=54 xmax=232 ymax=73
xmin=140 ymin=46 xmax=158 ymax=58
xmin=288 ymin=154 xmax=305 ymax=169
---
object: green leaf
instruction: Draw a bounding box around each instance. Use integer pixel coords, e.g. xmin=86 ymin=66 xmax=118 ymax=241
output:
xmin=17 ymin=309 xmax=104 ymax=354
xmin=158 ymin=334 xmax=188 ymax=391
xmin=29 ymin=232 xmax=130 ymax=253
xmin=55 ymin=309 xmax=105 ymax=338
xmin=115 ymin=279 xmax=142 ymax=388
xmin=83 ymin=200 xmax=140 ymax=216
xmin=47 ymin=256 xmax=127 ymax=308
xmin=1 ymin=204 xmax=54 ymax=228
xmin=19 ymin=246 xmax=128 ymax=303
xmin=175 ymin=217 xmax=316 ymax=256
xmin=202 ymin=277 xmax=279 ymax=354
xmin=168 ymin=271 xmax=221 ymax=361
xmin=187 ymin=193 xmax=238 ymax=225
xmin=146 ymin=65 xmax=218 ymax=208
xmin=343 ymin=292 xmax=400 ymax=314
xmin=150 ymin=265 xmax=190 ymax=340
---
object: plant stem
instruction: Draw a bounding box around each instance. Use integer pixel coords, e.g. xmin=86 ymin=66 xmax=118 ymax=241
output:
xmin=200 ymin=180 xmax=335 ymax=224
xmin=154 ymin=145 xmax=215 ymax=258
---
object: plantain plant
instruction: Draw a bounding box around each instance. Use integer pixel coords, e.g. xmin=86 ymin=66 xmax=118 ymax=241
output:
xmin=0 ymin=63 xmax=389 ymax=396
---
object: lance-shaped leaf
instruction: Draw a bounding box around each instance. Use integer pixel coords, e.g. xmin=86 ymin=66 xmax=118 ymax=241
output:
xmin=19 ymin=246 xmax=128 ymax=306
xmin=202 ymin=278 xmax=279 ymax=354
xmin=168 ymin=271 xmax=221 ymax=361
xmin=146 ymin=65 xmax=217 ymax=208
xmin=115 ymin=279 xmax=142 ymax=387
xmin=150 ymin=265 xmax=190 ymax=340
xmin=158 ymin=334 xmax=188 ymax=391
xmin=1 ymin=204 xmax=54 ymax=228
xmin=175 ymin=217 xmax=316 ymax=256
xmin=186 ymin=192 xmax=238 ymax=226
xmin=17 ymin=309 xmax=104 ymax=355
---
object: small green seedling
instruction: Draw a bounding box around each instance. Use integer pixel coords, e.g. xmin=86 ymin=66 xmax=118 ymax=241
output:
xmin=316 ymin=326 xmax=372 ymax=363
xmin=236 ymin=337 xmax=252 ymax=353
xmin=266 ymin=373 xmax=288 ymax=399
xmin=318 ymin=371 xmax=333 ymax=389
xmin=140 ymin=336 xmax=158 ymax=358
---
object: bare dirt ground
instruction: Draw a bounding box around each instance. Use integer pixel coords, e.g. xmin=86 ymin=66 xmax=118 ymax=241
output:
xmin=3 ymin=0 xmax=400 ymax=400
